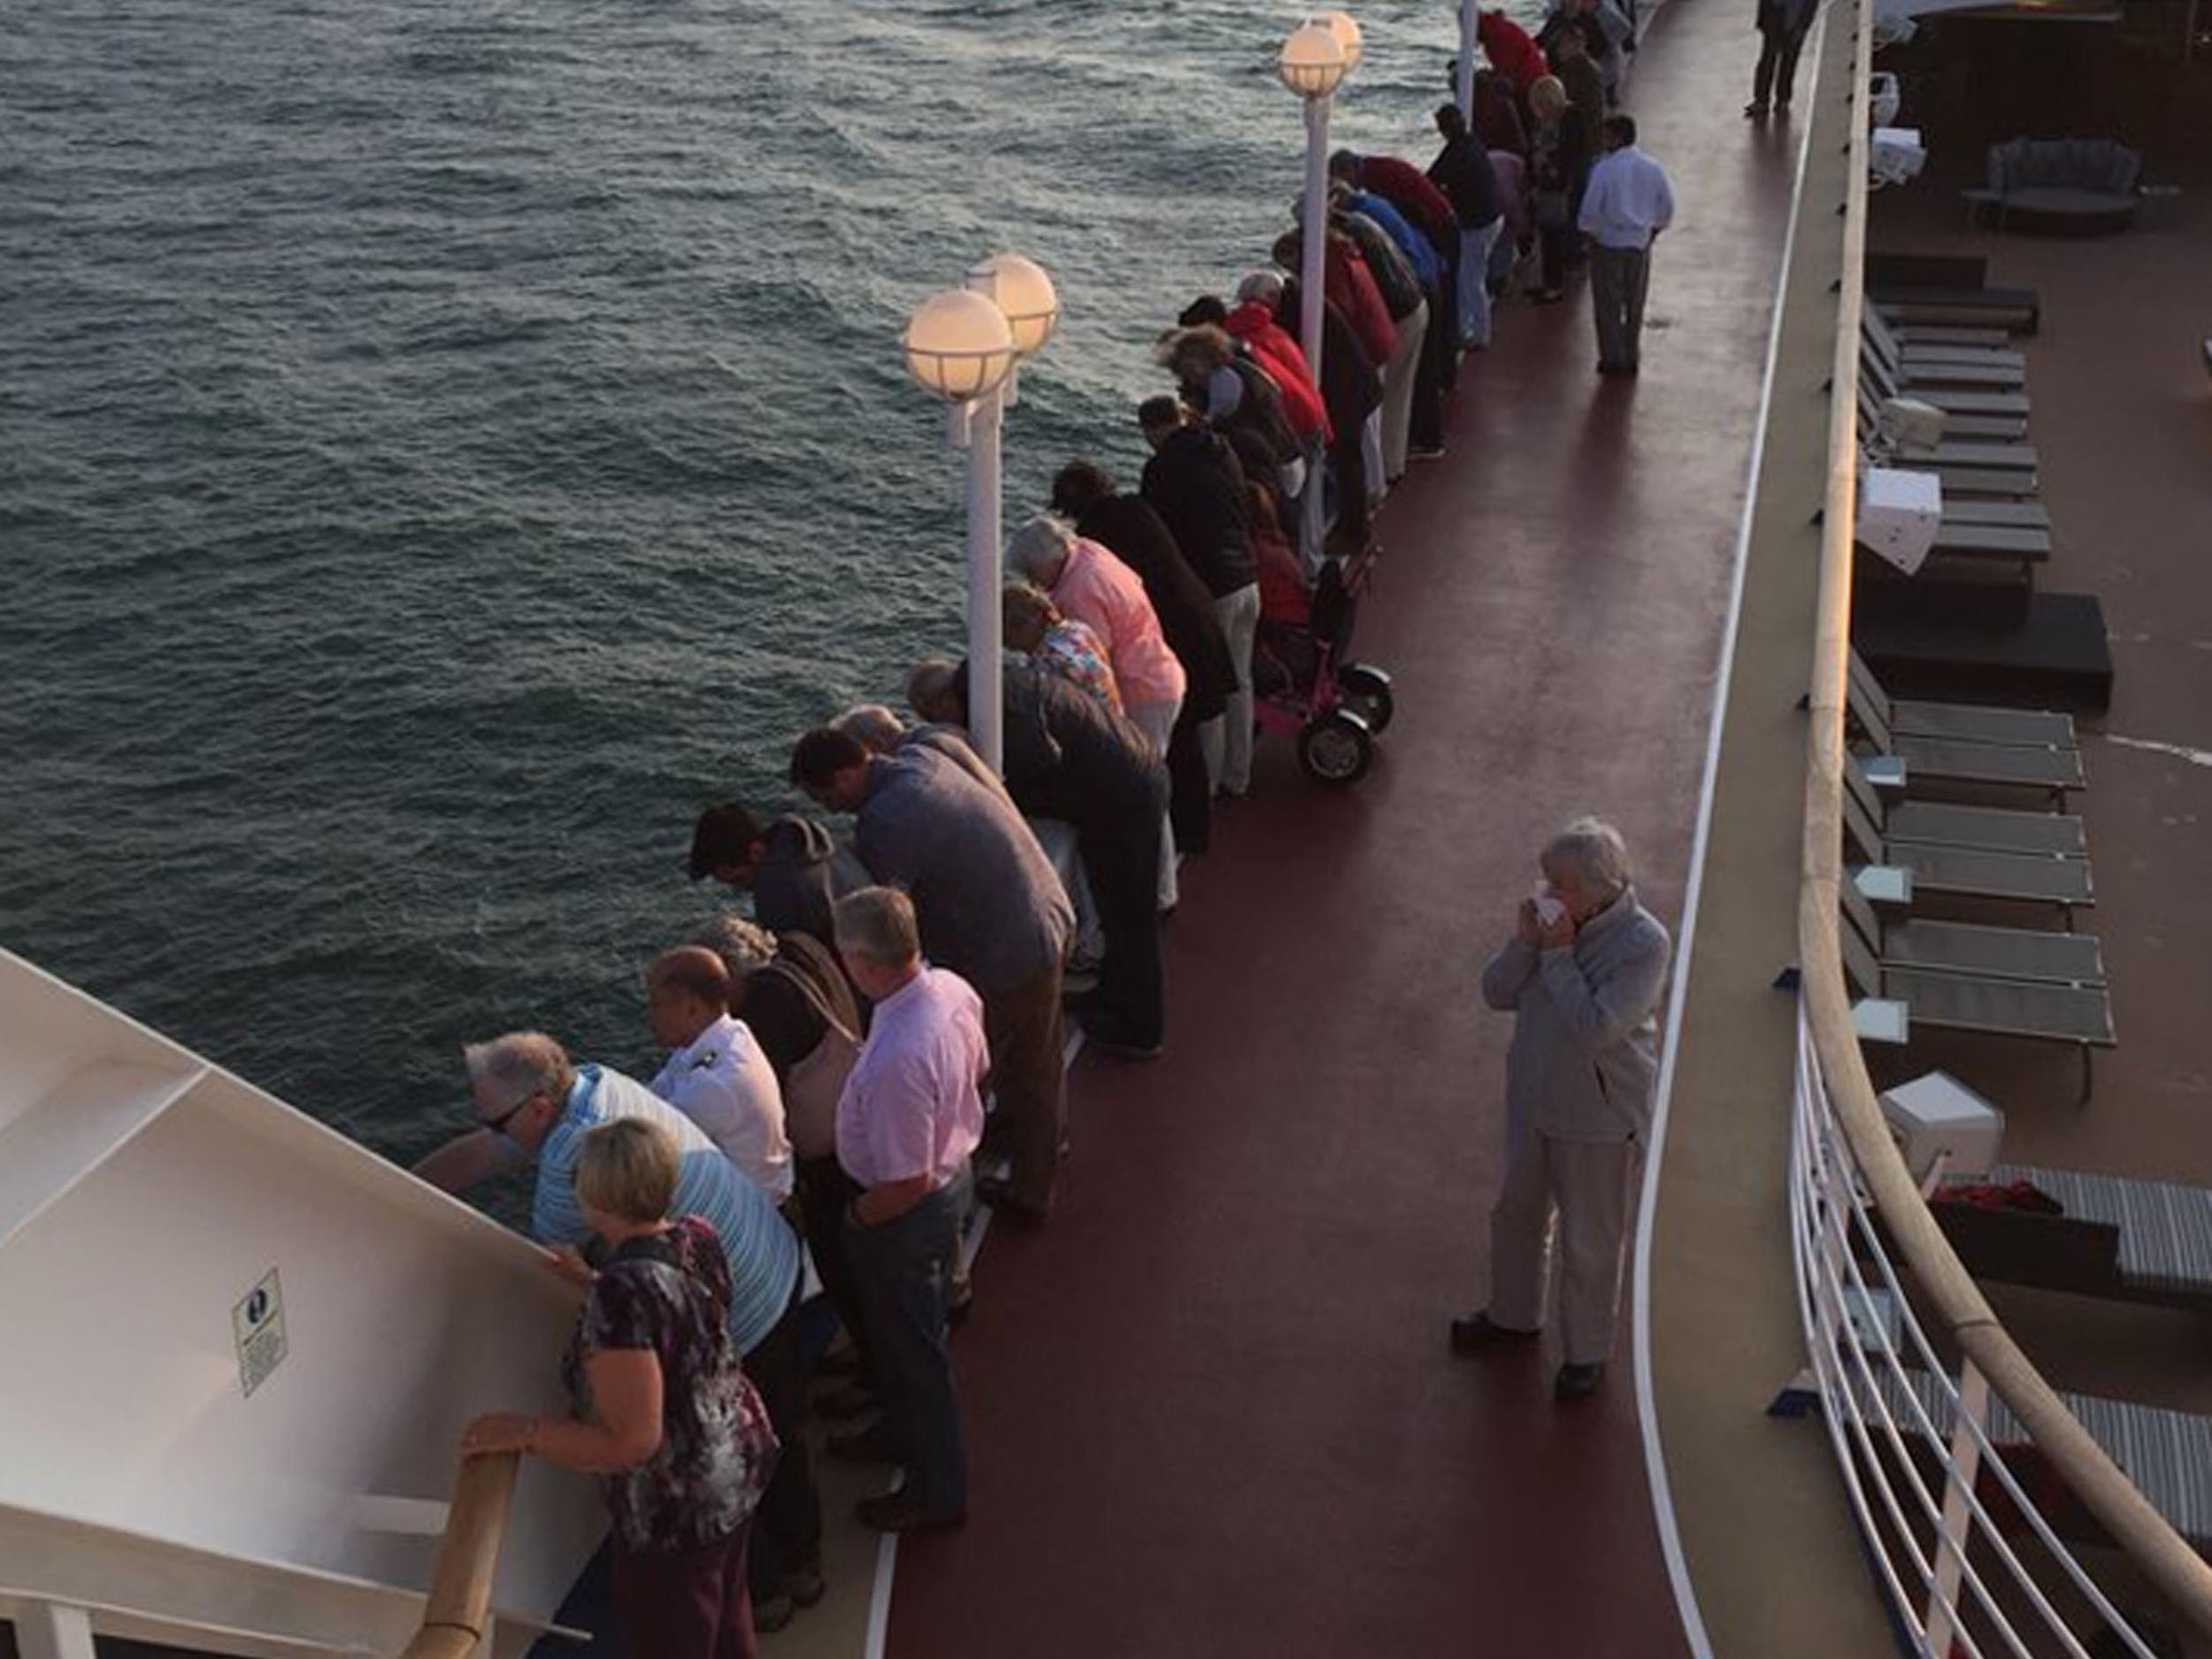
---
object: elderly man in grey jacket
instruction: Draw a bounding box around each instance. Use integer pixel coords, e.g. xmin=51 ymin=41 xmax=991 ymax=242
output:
xmin=1451 ymin=818 xmax=1671 ymax=1401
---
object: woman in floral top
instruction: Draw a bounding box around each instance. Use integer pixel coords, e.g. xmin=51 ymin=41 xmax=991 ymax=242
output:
xmin=465 ymin=1118 xmax=779 ymax=1658
xmin=1002 ymin=580 xmax=1124 ymax=713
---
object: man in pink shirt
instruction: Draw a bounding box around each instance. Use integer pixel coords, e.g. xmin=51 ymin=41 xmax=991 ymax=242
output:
xmin=1008 ymin=515 xmax=1187 ymax=907
xmin=832 ymin=886 xmax=986 ymax=1532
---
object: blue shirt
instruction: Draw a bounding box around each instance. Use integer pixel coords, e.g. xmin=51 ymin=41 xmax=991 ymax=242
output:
xmin=1578 ymin=145 xmax=1676 ymax=250
xmin=1348 ymin=190 xmax=1445 ymax=290
xmin=534 ymin=1064 xmax=800 ymax=1356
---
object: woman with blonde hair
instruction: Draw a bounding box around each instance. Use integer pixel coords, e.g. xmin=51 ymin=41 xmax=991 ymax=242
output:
xmin=1525 ymin=75 xmax=1590 ymax=303
xmin=464 ymin=1118 xmax=780 ymax=1656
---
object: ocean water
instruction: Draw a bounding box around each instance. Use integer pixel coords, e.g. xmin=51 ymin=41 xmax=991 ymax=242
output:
xmin=1 ymin=0 xmax=1484 ymax=1164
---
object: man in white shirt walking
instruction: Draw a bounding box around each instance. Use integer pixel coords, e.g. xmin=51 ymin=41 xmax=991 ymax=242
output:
xmin=1577 ymin=114 xmax=1677 ymax=377
xmin=644 ymin=945 xmax=793 ymax=1198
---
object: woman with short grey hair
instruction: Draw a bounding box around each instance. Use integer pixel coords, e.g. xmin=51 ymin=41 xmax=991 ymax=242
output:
xmin=1451 ymin=816 xmax=1670 ymax=1402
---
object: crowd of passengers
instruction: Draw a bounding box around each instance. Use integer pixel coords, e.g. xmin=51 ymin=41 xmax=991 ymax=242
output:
xmin=419 ymin=21 xmax=1670 ymax=1657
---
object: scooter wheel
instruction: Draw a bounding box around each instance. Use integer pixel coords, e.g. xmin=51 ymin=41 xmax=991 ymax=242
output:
xmin=1335 ymin=663 xmax=1394 ymax=735
xmin=1298 ymin=710 xmax=1374 ymax=786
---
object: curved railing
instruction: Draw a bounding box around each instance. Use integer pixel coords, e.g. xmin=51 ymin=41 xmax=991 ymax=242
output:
xmin=393 ymin=1453 xmax=519 ymax=1659
xmin=1793 ymin=0 xmax=2212 ymax=1646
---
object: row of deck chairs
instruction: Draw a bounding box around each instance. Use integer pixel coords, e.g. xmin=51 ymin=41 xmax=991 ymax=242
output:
xmin=1857 ymin=306 xmax=2055 ymax=591
xmin=1836 ymin=649 xmax=2113 ymax=1098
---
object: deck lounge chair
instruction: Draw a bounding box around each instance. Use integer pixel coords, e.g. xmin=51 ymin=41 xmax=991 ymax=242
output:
xmin=1842 ymin=874 xmax=2102 ymax=981
xmin=1847 ymin=751 xmax=2087 ymax=857
xmin=1840 ymin=769 xmax=2092 ymax=916
xmin=1868 ymin=252 xmax=2042 ymax=335
xmin=1849 ymin=649 xmax=2078 ymax=749
xmin=1863 ymin=309 xmax=2027 ymax=375
xmin=1870 ymin=1370 xmax=2212 ymax=1553
xmin=1845 ymin=660 xmax=2085 ymax=803
xmin=1859 ymin=349 xmax=2032 ymax=419
xmin=1839 ymin=899 xmax=2114 ymax=1099
xmin=1935 ymin=1163 xmax=2212 ymax=1310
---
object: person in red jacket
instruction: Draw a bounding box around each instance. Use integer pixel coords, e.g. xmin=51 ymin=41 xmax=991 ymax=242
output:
xmin=1479 ymin=9 xmax=1550 ymax=96
xmin=1219 ymin=286 xmax=1333 ymax=445
xmin=1274 ymin=224 xmax=1395 ymax=374
xmin=1332 ymin=148 xmax=1461 ymax=399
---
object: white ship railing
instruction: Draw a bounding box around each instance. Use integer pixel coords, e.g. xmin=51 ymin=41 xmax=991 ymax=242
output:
xmin=1791 ymin=1002 xmax=2177 ymax=1657
xmin=1794 ymin=0 xmax=2212 ymax=1644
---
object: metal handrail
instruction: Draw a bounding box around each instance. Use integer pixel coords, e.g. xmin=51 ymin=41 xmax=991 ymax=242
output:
xmin=393 ymin=1452 xmax=519 ymax=1659
xmin=1794 ymin=0 xmax=2212 ymax=1639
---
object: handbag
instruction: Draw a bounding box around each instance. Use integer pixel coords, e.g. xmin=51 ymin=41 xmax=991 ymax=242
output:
xmin=755 ymin=955 xmax=862 ymax=1160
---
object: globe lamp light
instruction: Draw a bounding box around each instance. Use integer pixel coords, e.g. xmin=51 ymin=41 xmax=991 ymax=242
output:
xmin=1277 ymin=21 xmax=1348 ymax=98
xmin=901 ymin=288 xmax=1018 ymax=403
xmin=966 ymin=252 xmax=1060 ymax=359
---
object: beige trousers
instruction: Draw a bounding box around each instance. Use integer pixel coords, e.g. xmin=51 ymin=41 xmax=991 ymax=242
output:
xmin=1486 ymin=1125 xmax=1638 ymax=1366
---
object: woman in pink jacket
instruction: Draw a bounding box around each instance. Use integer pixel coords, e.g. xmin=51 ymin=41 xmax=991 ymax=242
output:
xmin=1007 ymin=514 xmax=1187 ymax=909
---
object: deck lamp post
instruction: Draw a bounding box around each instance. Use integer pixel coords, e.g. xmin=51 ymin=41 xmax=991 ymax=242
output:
xmin=1278 ymin=14 xmax=1355 ymax=561
xmin=899 ymin=254 xmax=1059 ymax=774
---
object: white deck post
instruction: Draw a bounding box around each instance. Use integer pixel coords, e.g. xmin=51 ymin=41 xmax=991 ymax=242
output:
xmin=1924 ymin=1358 xmax=1991 ymax=1654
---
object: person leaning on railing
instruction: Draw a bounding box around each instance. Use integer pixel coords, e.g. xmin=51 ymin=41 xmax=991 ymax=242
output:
xmin=1450 ymin=817 xmax=1670 ymax=1402
xmin=461 ymin=1117 xmax=780 ymax=1658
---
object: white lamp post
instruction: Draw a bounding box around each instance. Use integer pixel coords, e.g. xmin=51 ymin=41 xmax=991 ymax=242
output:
xmin=1458 ymin=1 xmax=1479 ymax=127
xmin=1279 ymin=16 xmax=1354 ymax=563
xmin=899 ymin=255 xmax=1059 ymax=773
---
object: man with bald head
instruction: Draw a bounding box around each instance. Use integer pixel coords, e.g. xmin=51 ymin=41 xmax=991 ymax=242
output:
xmin=645 ymin=944 xmax=792 ymax=1197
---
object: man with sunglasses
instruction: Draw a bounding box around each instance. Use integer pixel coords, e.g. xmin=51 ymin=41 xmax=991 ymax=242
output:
xmin=414 ymin=1032 xmax=826 ymax=1629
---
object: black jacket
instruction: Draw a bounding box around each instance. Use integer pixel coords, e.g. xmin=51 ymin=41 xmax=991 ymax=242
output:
xmin=1074 ymin=494 xmax=1238 ymax=719
xmin=1138 ymin=425 xmax=1257 ymax=601
xmin=956 ymin=660 xmax=1168 ymax=828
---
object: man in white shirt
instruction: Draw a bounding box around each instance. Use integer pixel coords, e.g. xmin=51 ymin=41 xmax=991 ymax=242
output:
xmin=1577 ymin=114 xmax=1677 ymax=377
xmin=644 ymin=945 xmax=793 ymax=1197
xmin=831 ymin=886 xmax=986 ymax=1534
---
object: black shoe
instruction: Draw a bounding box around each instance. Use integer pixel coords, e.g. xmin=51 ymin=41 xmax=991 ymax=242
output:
xmin=1743 ymin=100 xmax=1769 ymax=119
xmin=754 ymin=1590 xmax=795 ymax=1633
xmin=855 ymin=1492 xmax=967 ymax=1533
xmin=975 ymin=1172 xmax=1050 ymax=1227
xmin=1555 ymin=1361 xmax=1606 ymax=1402
xmin=826 ymin=1421 xmax=901 ymax=1464
xmin=1409 ymin=442 xmax=1446 ymax=461
xmin=785 ymin=1563 xmax=827 ymax=1609
xmin=1078 ymin=1012 xmax=1164 ymax=1062
xmin=1448 ymin=1311 xmax=1540 ymax=1355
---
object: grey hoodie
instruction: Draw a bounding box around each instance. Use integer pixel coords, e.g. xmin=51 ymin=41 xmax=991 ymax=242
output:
xmin=753 ymin=815 xmax=867 ymax=947
xmin=1479 ymin=887 xmax=1671 ymax=1142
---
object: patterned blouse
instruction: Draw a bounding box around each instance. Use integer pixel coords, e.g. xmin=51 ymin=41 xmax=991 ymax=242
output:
xmin=1035 ymin=618 xmax=1123 ymax=713
xmin=562 ymin=1217 xmax=779 ymax=1553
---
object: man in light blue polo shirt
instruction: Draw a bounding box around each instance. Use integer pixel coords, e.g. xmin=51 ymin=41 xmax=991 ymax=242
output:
xmin=414 ymin=1030 xmax=826 ymax=1623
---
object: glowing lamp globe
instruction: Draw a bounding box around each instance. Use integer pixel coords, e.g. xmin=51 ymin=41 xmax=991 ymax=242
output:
xmin=1277 ymin=21 xmax=1348 ymax=98
xmin=901 ymin=288 xmax=1018 ymax=403
xmin=1315 ymin=10 xmax=1363 ymax=72
xmin=967 ymin=252 xmax=1060 ymax=359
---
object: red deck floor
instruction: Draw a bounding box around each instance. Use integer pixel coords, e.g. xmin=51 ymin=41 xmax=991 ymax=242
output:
xmin=886 ymin=5 xmax=1801 ymax=1652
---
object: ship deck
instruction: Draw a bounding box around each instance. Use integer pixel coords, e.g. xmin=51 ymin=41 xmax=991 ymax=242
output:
xmin=872 ymin=0 xmax=1797 ymax=1650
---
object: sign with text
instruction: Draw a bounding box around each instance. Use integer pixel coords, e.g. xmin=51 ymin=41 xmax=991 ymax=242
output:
xmin=232 ymin=1268 xmax=288 ymax=1398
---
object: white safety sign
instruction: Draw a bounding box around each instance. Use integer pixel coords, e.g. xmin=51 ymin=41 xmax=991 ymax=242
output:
xmin=232 ymin=1268 xmax=288 ymax=1398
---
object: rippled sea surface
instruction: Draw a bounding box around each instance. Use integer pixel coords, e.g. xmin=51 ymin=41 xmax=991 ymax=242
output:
xmin=2 ymin=0 xmax=1494 ymax=1162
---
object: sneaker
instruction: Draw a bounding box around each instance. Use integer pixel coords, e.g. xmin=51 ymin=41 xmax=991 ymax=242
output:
xmin=1555 ymin=1361 xmax=1607 ymax=1402
xmin=1448 ymin=1310 xmax=1540 ymax=1355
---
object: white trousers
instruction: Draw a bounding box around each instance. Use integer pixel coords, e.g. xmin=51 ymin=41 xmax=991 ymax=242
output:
xmin=1486 ymin=1125 xmax=1638 ymax=1366
xmin=1456 ymin=217 xmax=1504 ymax=349
xmin=1126 ymin=695 xmax=1182 ymax=908
xmin=1198 ymin=582 xmax=1262 ymax=798
xmin=1379 ymin=298 xmax=1427 ymax=483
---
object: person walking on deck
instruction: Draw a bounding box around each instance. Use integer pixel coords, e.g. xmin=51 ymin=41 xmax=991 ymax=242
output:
xmin=1745 ymin=0 xmax=1816 ymax=118
xmin=1578 ymin=115 xmax=1674 ymax=377
xmin=787 ymin=727 xmax=1073 ymax=1224
xmin=1450 ymin=819 xmax=1670 ymax=1401
xmin=829 ymin=886 xmax=987 ymax=1533
xmin=1428 ymin=104 xmax=1506 ymax=351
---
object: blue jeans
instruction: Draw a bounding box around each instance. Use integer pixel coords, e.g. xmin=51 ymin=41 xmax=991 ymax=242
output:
xmin=843 ymin=1166 xmax=972 ymax=1515
xmin=1456 ymin=216 xmax=1504 ymax=348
